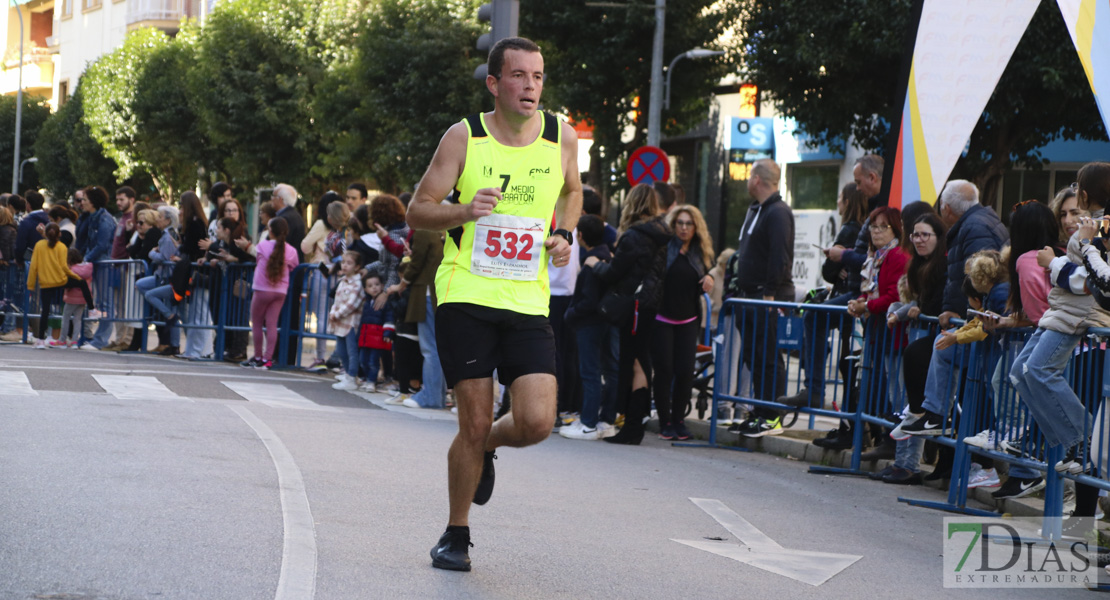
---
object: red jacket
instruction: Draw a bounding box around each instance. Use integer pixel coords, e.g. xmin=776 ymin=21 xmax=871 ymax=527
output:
xmin=861 ymin=247 xmax=909 ymax=316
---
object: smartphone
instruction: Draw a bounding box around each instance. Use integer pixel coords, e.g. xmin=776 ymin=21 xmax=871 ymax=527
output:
xmin=967 ymin=309 xmax=1000 ymax=320
xmin=811 ymin=243 xmax=828 ymax=251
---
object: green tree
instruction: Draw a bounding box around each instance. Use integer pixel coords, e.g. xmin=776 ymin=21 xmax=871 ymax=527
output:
xmin=314 ymin=0 xmax=486 ymax=193
xmin=738 ymin=0 xmax=1107 ymax=201
xmin=0 ymin=94 xmax=51 ymax=193
xmin=520 ymin=1 xmax=740 ymax=193
xmin=131 ymin=25 xmax=208 ymax=199
xmin=81 ymin=28 xmax=169 ymax=183
xmin=189 ymin=0 xmax=353 ymax=195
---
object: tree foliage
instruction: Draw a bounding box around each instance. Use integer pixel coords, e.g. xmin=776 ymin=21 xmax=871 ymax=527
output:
xmin=131 ymin=25 xmax=209 ymax=199
xmin=521 ymin=1 xmax=740 ymax=191
xmin=0 ymin=93 xmax=51 ymax=193
xmin=738 ymin=0 xmax=1107 ymax=199
xmin=315 ymin=0 xmax=486 ymax=192
xmin=35 ymin=82 xmax=120 ymax=200
xmin=81 ymin=27 xmax=169 ymax=182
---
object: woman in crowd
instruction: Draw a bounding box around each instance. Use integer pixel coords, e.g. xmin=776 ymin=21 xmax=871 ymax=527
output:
xmin=348 ymin=204 xmax=383 ymax=267
xmin=1050 ymin=185 xmax=1083 ymax=244
xmin=974 ymin=200 xmax=1060 ymax=499
xmin=846 ymin=206 xmax=908 ymax=449
xmin=653 ymin=205 xmax=715 ymax=441
xmin=48 ymin=205 xmax=79 ymax=248
xmin=869 ymin=210 xmax=947 ymax=484
xmin=298 ymin=192 xmax=342 ymax=371
xmin=206 ymin=182 xmax=232 ymax=237
xmin=124 ymin=209 xmax=168 ymax=352
xmin=201 ymin=209 xmax=254 ymax=363
xmin=0 ymin=207 xmax=18 ymax=330
xmin=174 ymin=192 xmax=213 ymax=359
xmin=140 ymin=205 xmax=184 ymax=355
xmin=243 ymin=217 xmax=298 ymax=370
xmin=587 ymin=183 xmax=673 ymax=445
xmin=368 ymin=194 xmax=410 ymax=289
xmin=783 ymin=182 xmax=869 ymax=409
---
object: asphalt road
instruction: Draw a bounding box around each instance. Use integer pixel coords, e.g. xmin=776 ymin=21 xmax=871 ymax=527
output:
xmin=0 ymin=344 xmax=1094 ymax=599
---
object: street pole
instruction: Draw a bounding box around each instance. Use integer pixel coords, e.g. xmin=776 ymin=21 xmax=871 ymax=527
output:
xmin=646 ymin=0 xmax=665 ymax=147
xmin=11 ymin=0 xmax=24 ymax=194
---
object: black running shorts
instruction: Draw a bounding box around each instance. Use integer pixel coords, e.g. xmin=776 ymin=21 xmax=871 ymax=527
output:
xmin=435 ymin=302 xmax=556 ymax=387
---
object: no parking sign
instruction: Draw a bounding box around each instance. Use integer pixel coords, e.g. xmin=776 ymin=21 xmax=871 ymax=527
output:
xmin=626 ymin=146 xmax=670 ymax=186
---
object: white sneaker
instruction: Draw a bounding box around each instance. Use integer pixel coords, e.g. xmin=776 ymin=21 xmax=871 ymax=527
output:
xmin=384 ymin=394 xmax=407 ymax=406
xmin=359 ymin=382 xmax=377 ymax=393
xmin=890 ymin=412 xmax=923 ymax=441
xmin=962 ymin=429 xmax=999 ymax=450
xmin=597 ymin=421 xmax=618 ymax=439
xmin=85 ymin=309 xmax=104 ymax=320
xmin=402 ymin=397 xmax=421 ymax=409
xmin=332 ymin=379 xmax=358 ymax=391
xmin=79 ymin=343 xmax=98 ymax=351
xmin=967 ymin=466 xmax=1001 ymax=489
xmin=334 ymin=372 xmax=350 ymax=381
xmin=559 ymin=420 xmax=601 ymax=440
xmin=32 ymin=338 xmax=47 ymax=349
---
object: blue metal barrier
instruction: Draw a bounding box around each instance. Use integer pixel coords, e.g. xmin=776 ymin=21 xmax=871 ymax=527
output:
xmin=276 ymin=264 xmax=338 ymax=369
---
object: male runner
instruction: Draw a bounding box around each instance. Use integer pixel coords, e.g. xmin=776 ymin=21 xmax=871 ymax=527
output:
xmin=406 ymin=36 xmax=582 ymax=572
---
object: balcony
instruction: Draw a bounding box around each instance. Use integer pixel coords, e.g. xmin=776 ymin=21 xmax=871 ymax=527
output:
xmin=126 ymin=0 xmax=201 ymax=31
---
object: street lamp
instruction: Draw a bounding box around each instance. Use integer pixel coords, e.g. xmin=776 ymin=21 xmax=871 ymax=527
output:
xmin=19 ymin=157 xmax=37 ymax=185
xmin=664 ymin=48 xmax=725 ymax=111
xmin=11 ymin=0 xmax=25 ymax=194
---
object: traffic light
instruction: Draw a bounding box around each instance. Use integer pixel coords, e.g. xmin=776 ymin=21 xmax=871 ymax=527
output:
xmin=474 ymin=0 xmax=520 ymax=80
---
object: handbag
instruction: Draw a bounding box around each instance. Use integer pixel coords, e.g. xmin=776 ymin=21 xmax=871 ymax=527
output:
xmin=232 ymin=279 xmax=249 ymax=299
xmin=598 ymin=289 xmax=633 ymax=327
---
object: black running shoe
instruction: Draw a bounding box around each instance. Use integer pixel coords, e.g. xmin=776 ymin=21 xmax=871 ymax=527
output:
xmin=899 ymin=410 xmax=947 ymax=436
xmin=1056 ymin=445 xmax=1094 ymax=475
xmin=430 ymin=530 xmax=472 ymax=571
xmin=472 ymin=451 xmax=496 ymax=506
xmin=991 ymin=476 xmax=1045 ymax=500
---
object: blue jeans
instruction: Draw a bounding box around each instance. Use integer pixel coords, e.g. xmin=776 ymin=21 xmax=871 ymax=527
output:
xmin=412 ymin=294 xmax=446 ymax=408
xmin=333 ymin=330 xmax=360 ymax=378
xmin=894 ymin=437 xmax=924 ymax=472
xmin=1009 ymin=327 xmax=1088 ymax=449
xmin=140 ymin=277 xmax=180 ymax=348
xmin=359 ymin=347 xmax=384 ymax=384
xmin=576 ymin=322 xmax=620 ymax=428
xmin=800 ymin=292 xmax=854 ymax=396
xmin=921 ymin=331 xmax=958 ymax=416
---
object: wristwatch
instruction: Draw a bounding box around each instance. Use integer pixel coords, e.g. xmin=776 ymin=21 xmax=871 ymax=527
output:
xmin=1080 ymin=238 xmax=1093 ymax=246
xmin=552 ymin=228 xmax=572 ymax=244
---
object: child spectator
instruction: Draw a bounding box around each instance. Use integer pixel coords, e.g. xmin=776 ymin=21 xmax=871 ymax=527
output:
xmin=330 ymin=250 xmax=366 ymax=391
xmin=560 ymin=215 xmax=619 ymax=440
xmin=55 ymin=248 xmax=93 ymax=348
xmin=243 ymin=217 xmax=298 ymax=370
xmin=357 ymin=273 xmax=394 ymax=393
xmin=26 ymin=223 xmax=100 ymax=349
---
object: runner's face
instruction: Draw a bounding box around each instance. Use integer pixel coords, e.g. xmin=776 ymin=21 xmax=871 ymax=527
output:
xmin=493 ymin=49 xmax=544 ymax=118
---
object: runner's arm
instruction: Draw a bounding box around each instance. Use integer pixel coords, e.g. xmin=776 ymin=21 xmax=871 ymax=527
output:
xmin=407 ymin=124 xmax=480 ymax=232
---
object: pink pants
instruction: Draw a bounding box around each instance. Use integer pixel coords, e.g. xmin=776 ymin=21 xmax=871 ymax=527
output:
xmin=251 ymin=290 xmax=286 ymax=361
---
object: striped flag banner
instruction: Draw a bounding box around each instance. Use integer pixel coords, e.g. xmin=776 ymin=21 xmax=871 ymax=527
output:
xmin=890 ymin=0 xmax=1039 ymax=209
xmin=1056 ymin=0 xmax=1110 ymax=132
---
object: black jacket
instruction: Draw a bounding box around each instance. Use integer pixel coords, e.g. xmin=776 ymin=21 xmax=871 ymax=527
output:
xmin=277 ymin=206 xmax=306 ymax=262
xmin=593 ymin=217 xmax=673 ymax=312
xmin=564 ymin=244 xmax=613 ymax=329
xmin=730 ymin=192 xmax=794 ymax=298
xmin=943 ymin=203 xmax=1008 ymax=316
xmin=821 ymin=220 xmax=862 ymax=296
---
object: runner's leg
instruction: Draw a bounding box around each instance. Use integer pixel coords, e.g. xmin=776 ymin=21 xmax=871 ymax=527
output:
xmin=486 ymin=373 xmax=557 ymax=450
xmin=448 ymin=377 xmax=495 ymax=527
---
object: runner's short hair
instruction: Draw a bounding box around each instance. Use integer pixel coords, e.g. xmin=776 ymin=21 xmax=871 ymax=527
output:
xmin=488 ymin=37 xmax=541 ymax=79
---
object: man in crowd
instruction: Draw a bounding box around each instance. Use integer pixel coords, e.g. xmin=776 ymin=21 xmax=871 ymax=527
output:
xmin=100 ymin=186 xmax=139 ymax=351
xmin=81 ymin=187 xmax=118 ymax=351
xmin=901 ymin=180 xmax=1008 ymax=436
xmin=727 ymin=158 xmax=794 ymax=438
xmin=346 ymin=183 xmax=368 ymax=215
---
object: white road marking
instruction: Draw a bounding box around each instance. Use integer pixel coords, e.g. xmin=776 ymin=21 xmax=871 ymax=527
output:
xmin=0 ymin=363 xmax=320 ymax=382
xmin=222 ymin=381 xmax=338 ymax=412
xmin=0 ymin=371 xmax=37 ymax=396
xmin=230 ymin=406 xmax=316 ymax=600
xmin=357 ymin=393 xmax=457 ymax=421
xmin=673 ymin=497 xmax=862 ymax=586
xmin=92 ymin=374 xmax=187 ymax=401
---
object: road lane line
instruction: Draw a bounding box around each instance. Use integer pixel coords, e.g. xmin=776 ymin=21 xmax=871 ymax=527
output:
xmin=689 ymin=497 xmax=782 ymax=551
xmin=0 ymin=363 xmax=320 ymax=382
xmin=230 ymin=405 xmax=316 ymax=600
xmin=92 ymin=374 xmax=187 ymax=401
xmin=222 ymin=381 xmax=338 ymax=412
xmin=0 ymin=371 xmax=37 ymax=396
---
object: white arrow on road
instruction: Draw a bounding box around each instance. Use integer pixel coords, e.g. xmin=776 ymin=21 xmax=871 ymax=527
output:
xmin=672 ymin=497 xmax=862 ymax=587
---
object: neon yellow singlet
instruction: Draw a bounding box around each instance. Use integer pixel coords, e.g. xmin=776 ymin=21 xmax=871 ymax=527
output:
xmin=435 ymin=112 xmax=564 ymax=316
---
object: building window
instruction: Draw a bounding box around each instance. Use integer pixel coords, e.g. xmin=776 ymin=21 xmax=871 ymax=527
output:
xmin=83 ymin=0 xmax=102 ymax=12
xmin=62 ymin=0 xmax=74 ymax=18
xmin=999 ymin=167 xmax=1079 ymax=223
xmin=58 ymin=80 xmax=70 ymax=107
